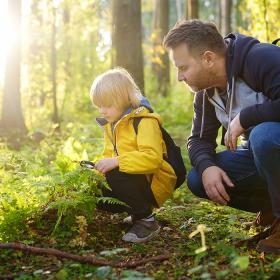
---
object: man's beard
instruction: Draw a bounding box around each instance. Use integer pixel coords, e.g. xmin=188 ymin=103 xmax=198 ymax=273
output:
xmin=186 ymin=84 xmax=201 ymax=94
xmin=186 ymin=75 xmax=215 ymax=94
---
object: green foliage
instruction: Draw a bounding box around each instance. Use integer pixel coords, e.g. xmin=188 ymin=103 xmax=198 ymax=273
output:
xmin=45 ymin=166 xmax=106 ymax=234
xmin=1 ymin=1 xmax=280 ymax=279
xmin=20 ymin=0 xmax=112 ymax=131
xmin=0 ymin=89 xmax=279 ymax=278
xmin=239 ymin=0 xmax=280 ymax=42
xmin=0 ymin=133 xmax=121 ymax=240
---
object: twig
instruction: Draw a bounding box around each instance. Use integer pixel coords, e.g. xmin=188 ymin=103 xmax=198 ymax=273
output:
xmin=234 ymin=228 xmax=271 ymax=248
xmin=0 ymin=242 xmax=169 ymax=268
xmin=0 ymin=274 xmax=18 ymax=280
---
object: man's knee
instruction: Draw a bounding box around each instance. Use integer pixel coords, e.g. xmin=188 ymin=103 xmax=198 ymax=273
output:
xmin=249 ymin=122 xmax=280 ymax=155
xmin=187 ymin=168 xmax=207 ymax=198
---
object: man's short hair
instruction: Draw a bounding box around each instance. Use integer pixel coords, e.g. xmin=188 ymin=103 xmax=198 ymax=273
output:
xmin=163 ymin=19 xmax=226 ymax=56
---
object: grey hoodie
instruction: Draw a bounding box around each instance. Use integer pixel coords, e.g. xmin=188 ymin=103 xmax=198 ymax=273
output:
xmin=187 ymin=33 xmax=280 ymax=176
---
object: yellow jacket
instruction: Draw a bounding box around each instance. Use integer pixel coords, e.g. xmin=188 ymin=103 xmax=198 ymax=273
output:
xmin=98 ymin=106 xmax=177 ymax=207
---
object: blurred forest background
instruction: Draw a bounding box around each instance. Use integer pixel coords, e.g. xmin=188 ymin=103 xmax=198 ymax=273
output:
xmin=1 ymin=1 xmax=280 ymax=279
xmin=0 ymin=0 xmax=279 ymax=139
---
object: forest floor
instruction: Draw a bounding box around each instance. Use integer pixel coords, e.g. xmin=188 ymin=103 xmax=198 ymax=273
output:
xmin=0 ymin=95 xmax=279 ymax=279
xmin=1 ymin=186 xmax=280 ymax=280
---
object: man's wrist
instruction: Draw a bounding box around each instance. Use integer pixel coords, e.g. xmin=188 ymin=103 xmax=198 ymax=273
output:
xmin=197 ymin=160 xmax=216 ymax=177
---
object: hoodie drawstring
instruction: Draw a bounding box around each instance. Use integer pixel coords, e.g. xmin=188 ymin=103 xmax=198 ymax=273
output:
xmin=227 ymin=76 xmax=235 ymax=138
xmin=199 ymin=77 xmax=235 ymax=139
xmin=199 ymin=90 xmax=206 ymax=138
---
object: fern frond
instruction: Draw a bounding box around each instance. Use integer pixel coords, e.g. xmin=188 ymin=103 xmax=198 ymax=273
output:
xmin=97 ymin=196 xmax=129 ymax=207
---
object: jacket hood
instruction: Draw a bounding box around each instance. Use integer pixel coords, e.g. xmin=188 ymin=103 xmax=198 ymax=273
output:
xmin=96 ymin=96 xmax=155 ymax=126
xmin=201 ymin=34 xmax=259 ymax=139
xmin=225 ymin=33 xmax=259 ymax=84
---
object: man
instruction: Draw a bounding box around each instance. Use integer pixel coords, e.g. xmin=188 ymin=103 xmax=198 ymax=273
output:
xmin=163 ymin=19 xmax=280 ymax=254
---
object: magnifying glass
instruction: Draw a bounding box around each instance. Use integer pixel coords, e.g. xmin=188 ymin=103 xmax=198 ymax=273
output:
xmin=80 ymin=160 xmax=95 ymax=169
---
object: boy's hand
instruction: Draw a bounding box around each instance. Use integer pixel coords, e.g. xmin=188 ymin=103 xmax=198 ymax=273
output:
xmin=95 ymin=157 xmax=119 ymax=174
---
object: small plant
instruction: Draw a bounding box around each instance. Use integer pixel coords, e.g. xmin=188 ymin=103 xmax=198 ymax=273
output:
xmin=70 ymin=215 xmax=89 ymax=248
xmin=43 ymin=152 xmax=127 ymax=234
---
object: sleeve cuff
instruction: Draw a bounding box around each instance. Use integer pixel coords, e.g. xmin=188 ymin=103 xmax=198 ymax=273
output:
xmin=197 ymin=160 xmax=217 ymax=177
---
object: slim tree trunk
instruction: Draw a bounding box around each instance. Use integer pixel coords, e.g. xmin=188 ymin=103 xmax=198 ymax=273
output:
xmin=186 ymin=0 xmax=199 ymax=19
xmin=51 ymin=4 xmax=59 ymax=124
xmin=152 ymin=0 xmax=170 ymax=96
xmin=1 ymin=0 xmax=27 ymax=135
xmin=112 ymin=0 xmax=144 ymax=93
xmin=60 ymin=2 xmax=71 ymax=117
xmin=176 ymin=0 xmax=184 ymax=20
xmin=221 ymin=0 xmax=232 ymax=36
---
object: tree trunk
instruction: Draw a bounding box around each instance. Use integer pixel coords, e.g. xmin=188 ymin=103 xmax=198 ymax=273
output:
xmin=51 ymin=4 xmax=59 ymax=124
xmin=1 ymin=0 xmax=27 ymax=135
xmin=221 ymin=0 xmax=232 ymax=36
xmin=112 ymin=0 xmax=144 ymax=93
xmin=60 ymin=2 xmax=71 ymax=118
xmin=186 ymin=0 xmax=199 ymax=19
xmin=152 ymin=0 xmax=170 ymax=96
xmin=176 ymin=0 xmax=184 ymax=20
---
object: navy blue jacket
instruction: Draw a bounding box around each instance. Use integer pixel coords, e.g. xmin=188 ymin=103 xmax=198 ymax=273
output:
xmin=187 ymin=33 xmax=280 ymax=176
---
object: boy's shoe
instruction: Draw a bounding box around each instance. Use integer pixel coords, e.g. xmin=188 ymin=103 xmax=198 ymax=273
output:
xmin=122 ymin=219 xmax=160 ymax=243
xmin=243 ymin=211 xmax=275 ymax=229
xmin=122 ymin=215 xmax=133 ymax=225
xmin=257 ymin=218 xmax=280 ymax=254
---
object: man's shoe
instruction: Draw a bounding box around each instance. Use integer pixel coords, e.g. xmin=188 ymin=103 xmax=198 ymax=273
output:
xmin=122 ymin=219 xmax=160 ymax=243
xmin=257 ymin=218 xmax=280 ymax=254
xmin=243 ymin=211 xmax=275 ymax=229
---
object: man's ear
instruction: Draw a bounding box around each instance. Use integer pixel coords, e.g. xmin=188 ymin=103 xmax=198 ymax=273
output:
xmin=201 ymin=51 xmax=215 ymax=67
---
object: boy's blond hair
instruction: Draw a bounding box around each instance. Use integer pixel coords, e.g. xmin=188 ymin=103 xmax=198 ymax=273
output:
xmin=90 ymin=68 xmax=142 ymax=111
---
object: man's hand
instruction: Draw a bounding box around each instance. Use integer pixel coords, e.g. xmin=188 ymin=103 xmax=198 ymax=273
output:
xmin=95 ymin=157 xmax=119 ymax=174
xmin=202 ymin=166 xmax=234 ymax=205
xmin=224 ymin=113 xmax=245 ymax=151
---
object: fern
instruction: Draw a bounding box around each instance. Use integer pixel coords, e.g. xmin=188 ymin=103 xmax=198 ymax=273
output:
xmin=0 ymin=136 xmax=125 ymax=240
xmin=97 ymin=196 xmax=129 ymax=207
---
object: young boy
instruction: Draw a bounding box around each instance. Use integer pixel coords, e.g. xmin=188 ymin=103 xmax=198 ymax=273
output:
xmin=90 ymin=68 xmax=176 ymax=243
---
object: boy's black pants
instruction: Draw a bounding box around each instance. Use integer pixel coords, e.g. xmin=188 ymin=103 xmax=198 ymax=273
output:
xmin=97 ymin=168 xmax=157 ymax=220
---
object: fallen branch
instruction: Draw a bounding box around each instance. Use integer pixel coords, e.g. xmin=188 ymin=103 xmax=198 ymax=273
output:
xmin=0 ymin=242 xmax=169 ymax=268
xmin=0 ymin=274 xmax=18 ymax=280
xmin=234 ymin=228 xmax=271 ymax=248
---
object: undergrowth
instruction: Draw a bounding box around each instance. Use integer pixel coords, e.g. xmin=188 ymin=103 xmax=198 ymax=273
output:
xmin=0 ymin=88 xmax=279 ymax=279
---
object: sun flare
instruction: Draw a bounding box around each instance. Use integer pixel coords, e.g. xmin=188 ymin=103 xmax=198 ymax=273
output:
xmin=0 ymin=0 xmax=8 ymax=83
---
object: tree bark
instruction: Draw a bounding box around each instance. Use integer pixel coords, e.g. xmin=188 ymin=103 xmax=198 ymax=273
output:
xmin=152 ymin=0 xmax=170 ymax=96
xmin=186 ymin=0 xmax=199 ymax=19
xmin=220 ymin=0 xmax=232 ymax=36
xmin=176 ymin=0 xmax=184 ymax=20
xmin=1 ymin=0 xmax=27 ymax=135
xmin=112 ymin=0 xmax=144 ymax=93
xmin=51 ymin=4 xmax=59 ymax=124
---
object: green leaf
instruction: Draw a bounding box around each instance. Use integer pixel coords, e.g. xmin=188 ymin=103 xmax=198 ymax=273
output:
xmin=55 ymin=268 xmax=69 ymax=280
xmin=200 ymin=272 xmax=211 ymax=279
xmin=100 ymin=248 xmax=128 ymax=257
xmin=272 ymin=258 xmax=280 ymax=270
xmin=216 ymin=270 xmax=229 ymax=279
xmin=95 ymin=266 xmax=112 ymax=278
xmin=187 ymin=265 xmax=203 ymax=274
xmin=231 ymin=255 xmax=249 ymax=271
xmin=120 ymin=269 xmax=154 ymax=279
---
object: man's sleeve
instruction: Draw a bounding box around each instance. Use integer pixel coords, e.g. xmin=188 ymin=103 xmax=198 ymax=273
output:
xmin=187 ymin=91 xmax=221 ymax=177
xmin=240 ymin=44 xmax=280 ymax=129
